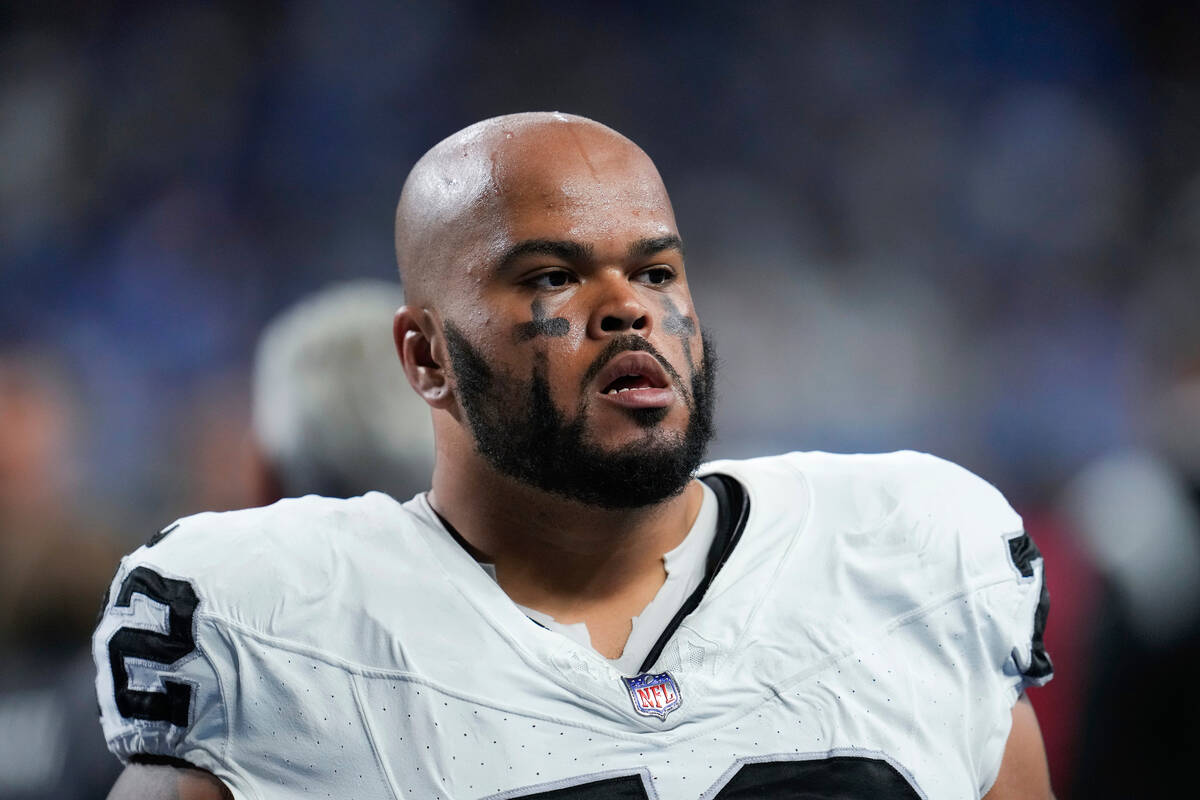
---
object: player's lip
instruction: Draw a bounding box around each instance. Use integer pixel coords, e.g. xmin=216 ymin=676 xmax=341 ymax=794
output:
xmin=594 ymin=352 xmax=675 ymax=409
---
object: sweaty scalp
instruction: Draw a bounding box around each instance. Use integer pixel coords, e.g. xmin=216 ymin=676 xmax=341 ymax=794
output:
xmin=393 ymin=112 xmax=667 ymax=308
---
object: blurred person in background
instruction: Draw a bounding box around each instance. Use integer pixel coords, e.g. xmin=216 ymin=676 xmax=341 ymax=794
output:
xmin=1059 ymin=186 xmax=1200 ymax=799
xmin=72 ymin=279 xmax=431 ymax=796
xmin=93 ymin=113 xmax=1053 ymax=799
xmin=251 ymin=279 xmax=435 ymax=504
xmin=0 ymin=350 xmax=122 ymax=799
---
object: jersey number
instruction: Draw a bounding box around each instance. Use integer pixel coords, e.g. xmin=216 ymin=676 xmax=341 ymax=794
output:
xmin=107 ymin=566 xmax=200 ymax=726
xmin=510 ymin=755 xmax=921 ymax=798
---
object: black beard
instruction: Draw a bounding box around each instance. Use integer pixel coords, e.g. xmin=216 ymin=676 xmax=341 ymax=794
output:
xmin=443 ymin=324 xmax=717 ymax=510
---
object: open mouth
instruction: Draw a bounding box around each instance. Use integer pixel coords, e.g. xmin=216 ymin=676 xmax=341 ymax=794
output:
xmin=595 ymin=352 xmax=674 ymax=408
xmin=603 ymin=375 xmax=658 ymax=394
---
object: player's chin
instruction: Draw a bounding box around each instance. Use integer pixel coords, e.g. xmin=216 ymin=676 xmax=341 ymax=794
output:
xmin=588 ymin=403 xmax=689 ymax=443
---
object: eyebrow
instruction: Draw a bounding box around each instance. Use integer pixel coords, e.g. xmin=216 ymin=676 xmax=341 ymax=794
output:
xmin=496 ymin=239 xmax=594 ymax=271
xmin=627 ymin=234 xmax=684 ymax=260
xmin=494 ymin=234 xmax=684 ymax=273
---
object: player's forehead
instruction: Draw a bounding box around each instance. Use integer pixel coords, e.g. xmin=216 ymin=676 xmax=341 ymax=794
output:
xmin=396 ymin=114 xmax=681 ymax=305
xmin=494 ymin=119 xmax=665 ymax=199
xmin=447 ymin=115 xmax=675 ymax=241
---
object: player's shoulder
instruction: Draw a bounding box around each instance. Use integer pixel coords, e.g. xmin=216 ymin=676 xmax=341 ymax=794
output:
xmin=705 ymin=450 xmax=1023 ymax=581
xmin=704 ymin=447 xmax=969 ymax=481
xmin=129 ymin=491 xmax=409 ymax=566
xmin=708 ymin=449 xmax=1018 ymax=526
xmin=115 ymin=491 xmax=422 ymax=627
xmin=824 ymin=449 xmax=1020 ymax=530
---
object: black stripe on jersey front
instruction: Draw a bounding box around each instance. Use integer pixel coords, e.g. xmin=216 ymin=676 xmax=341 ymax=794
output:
xmin=713 ymin=755 xmax=922 ymax=799
xmin=509 ymin=773 xmax=649 ymax=799
xmin=637 ymin=472 xmax=750 ymax=673
xmin=500 ymin=755 xmax=921 ymax=798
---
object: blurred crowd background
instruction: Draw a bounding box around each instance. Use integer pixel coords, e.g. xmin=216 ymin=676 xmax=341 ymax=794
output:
xmin=3 ymin=1 xmax=1200 ymax=797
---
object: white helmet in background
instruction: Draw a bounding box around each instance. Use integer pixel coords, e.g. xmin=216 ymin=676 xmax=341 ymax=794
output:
xmin=253 ymin=280 xmax=434 ymax=501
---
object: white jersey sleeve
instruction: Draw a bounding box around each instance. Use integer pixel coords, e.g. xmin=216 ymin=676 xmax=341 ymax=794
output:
xmin=93 ymin=530 xmax=231 ymax=774
xmin=93 ymin=492 xmax=417 ymax=797
xmin=915 ymin=452 xmax=1052 ymax=691
xmin=755 ymin=450 xmax=1052 ymax=796
xmin=884 ymin=451 xmax=1053 ymax=790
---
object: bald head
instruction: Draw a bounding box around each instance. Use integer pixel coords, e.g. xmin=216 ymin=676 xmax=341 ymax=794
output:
xmin=394 ymin=112 xmax=675 ymax=309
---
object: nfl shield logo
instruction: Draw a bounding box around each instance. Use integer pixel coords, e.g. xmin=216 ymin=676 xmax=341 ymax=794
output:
xmin=622 ymin=672 xmax=681 ymax=720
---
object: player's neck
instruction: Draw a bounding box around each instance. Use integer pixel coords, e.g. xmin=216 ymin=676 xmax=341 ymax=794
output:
xmin=429 ymin=453 xmax=704 ymax=614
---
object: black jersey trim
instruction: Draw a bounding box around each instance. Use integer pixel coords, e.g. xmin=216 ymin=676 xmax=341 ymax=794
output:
xmin=1006 ymin=531 xmax=1040 ymax=579
xmin=637 ymin=472 xmax=750 ymax=673
xmin=431 ymin=505 xmax=552 ymax=631
xmin=146 ymin=522 xmax=180 ymax=548
xmin=1026 ymin=574 xmax=1053 ymax=680
xmin=428 ymin=477 xmax=751 ymax=673
xmin=1005 ymin=530 xmax=1053 ymax=681
xmin=431 ymin=506 xmax=474 ymax=555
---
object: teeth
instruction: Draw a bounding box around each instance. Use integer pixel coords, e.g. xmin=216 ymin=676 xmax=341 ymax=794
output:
xmin=606 ymin=386 xmax=653 ymax=394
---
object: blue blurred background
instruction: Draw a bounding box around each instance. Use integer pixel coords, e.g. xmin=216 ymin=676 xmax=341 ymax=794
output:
xmin=3 ymin=1 xmax=1200 ymax=797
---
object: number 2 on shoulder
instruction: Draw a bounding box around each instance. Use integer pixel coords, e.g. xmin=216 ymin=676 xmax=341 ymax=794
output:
xmin=107 ymin=566 xmax=200 ymax=726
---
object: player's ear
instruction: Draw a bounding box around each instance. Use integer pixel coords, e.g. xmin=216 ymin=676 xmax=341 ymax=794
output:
xmin=394 ymin=305 xmax=453 ymax=409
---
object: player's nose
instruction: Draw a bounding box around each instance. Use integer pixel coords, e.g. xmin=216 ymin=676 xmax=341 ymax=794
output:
xmin=586 ymin=272 xmax=651 ymax=339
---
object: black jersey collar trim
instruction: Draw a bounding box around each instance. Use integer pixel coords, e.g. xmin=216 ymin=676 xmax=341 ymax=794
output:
xmin=637 ymin=472 xmax=751 ymax=673
xmin=430 ymin=505 xmax=552 ymax=631
xmin=428 ymin=475 xmax=752 ymax=672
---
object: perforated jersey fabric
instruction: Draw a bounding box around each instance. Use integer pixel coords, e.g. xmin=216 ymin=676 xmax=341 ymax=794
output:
xmin=93 ymin=451 xmax=1051 ymax=799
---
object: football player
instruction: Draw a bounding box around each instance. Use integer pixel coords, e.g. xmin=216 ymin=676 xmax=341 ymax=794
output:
xmin=95 ymin=113 xmax=1054 ymax=799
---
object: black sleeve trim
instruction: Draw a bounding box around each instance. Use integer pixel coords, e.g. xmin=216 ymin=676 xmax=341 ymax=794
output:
xmin=1025 ymin=571 xmax=1053 ymax=680
xmin=1006 ymin=531 xmax=1053 ymax=681
xmin=1006 ymin=531 xmax=1040 ymax=578
xmin=146 ymin=522 xmax=180 ymax=548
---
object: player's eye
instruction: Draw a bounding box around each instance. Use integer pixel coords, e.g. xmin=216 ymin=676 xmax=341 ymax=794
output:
xmin=525 ymin=270 xmax=574 ymax=290
xmin=637 ymin=266 xmax=675 ymax=286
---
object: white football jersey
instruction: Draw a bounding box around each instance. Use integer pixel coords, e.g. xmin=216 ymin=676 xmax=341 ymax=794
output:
xmin=93 ymin=451 xmax=1051 ymax=799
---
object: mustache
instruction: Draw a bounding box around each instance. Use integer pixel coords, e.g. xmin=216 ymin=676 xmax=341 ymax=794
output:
xmin=579 ymin=335 xmax=692 ymax=406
